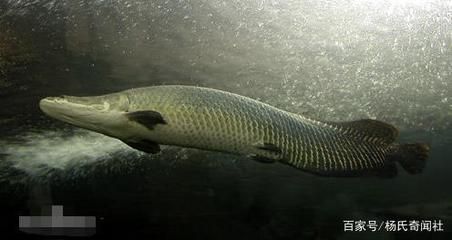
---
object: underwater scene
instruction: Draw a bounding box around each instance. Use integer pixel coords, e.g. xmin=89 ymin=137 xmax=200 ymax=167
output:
xmin=0 ymin=0 xmax=451 ymax=239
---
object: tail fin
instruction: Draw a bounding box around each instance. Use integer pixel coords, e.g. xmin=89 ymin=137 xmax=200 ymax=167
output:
xmin=388 ymin=143 xmax=430 ymax=174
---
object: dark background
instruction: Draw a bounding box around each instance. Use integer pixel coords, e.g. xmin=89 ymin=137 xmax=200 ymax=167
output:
xmin=1 ymin=0 xmax=451 ymax=239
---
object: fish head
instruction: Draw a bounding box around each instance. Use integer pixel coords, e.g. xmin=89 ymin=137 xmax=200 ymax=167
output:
xmin=39 ymin=93 xmax=131 ymax=137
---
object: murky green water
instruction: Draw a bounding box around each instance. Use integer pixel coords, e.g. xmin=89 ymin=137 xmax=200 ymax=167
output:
xmin=1 ymin=0 xmax=451 ymax=239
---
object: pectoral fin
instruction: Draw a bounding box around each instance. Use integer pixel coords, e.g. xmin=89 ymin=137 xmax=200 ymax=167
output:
xmin=126 ymin=110 xmax=166 ymax=130
xmin=122 ymin=139 xmax=161 ymax=154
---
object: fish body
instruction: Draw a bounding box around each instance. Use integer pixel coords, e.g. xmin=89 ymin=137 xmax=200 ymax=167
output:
xmin=39 ymin=85 xmax=429 ymax=177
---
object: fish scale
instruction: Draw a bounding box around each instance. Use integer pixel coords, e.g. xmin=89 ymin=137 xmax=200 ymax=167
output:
xmin=125 ymin=85 xmax=392 ymax=175
xmin=40 ymin=85 xmax=429 ymax=177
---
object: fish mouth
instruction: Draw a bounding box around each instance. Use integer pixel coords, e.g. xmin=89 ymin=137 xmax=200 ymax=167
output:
xmin=39 ymin=94 xmax=128 ymax=139
xmin=39 ymin=96 xmax=70 ymax=117
xmin=39 ymin=96 xmax=101 ymax=126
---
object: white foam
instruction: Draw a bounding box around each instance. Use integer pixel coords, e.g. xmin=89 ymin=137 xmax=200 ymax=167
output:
xmin=0 ymin=129 xmax=134 ymax=176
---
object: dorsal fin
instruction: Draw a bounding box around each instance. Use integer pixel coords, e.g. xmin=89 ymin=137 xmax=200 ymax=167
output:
xmin=328 ymin=119 xmax=399 ymax=145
